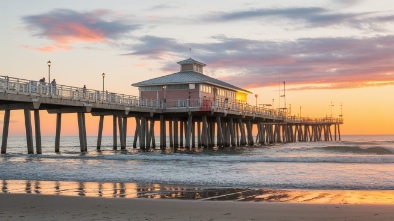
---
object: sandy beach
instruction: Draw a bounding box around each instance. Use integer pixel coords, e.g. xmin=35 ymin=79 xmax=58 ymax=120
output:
xmin=1 ymin=193 xmax=393 ymax=221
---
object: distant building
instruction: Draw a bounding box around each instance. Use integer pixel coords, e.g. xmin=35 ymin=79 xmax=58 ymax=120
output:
xmin=131 ymin=58 xmax=251 ymax=104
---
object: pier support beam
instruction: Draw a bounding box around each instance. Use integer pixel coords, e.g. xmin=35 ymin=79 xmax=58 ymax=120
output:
xmin=24 ymin=109 xmax=34 ymax=154
xmin=118 ymin=115 xmax=124 ymax=149
xmin=122 ymin=117 xmax=128 ymax=149
xmin=192 ymin=120 xmax=195 ymax=148
xmin=55 ymin=113 xmax=62 ymax=152
xmin=133 ymin=117 xmax=141 ymax=149
xmin=180 ymin=119 xmax=184 ymax=148
xmin=202 ymin=115 xmax=209 ymax=148
xmin=140 ymin=117 xmax=146 ymax=150
xmin=77 ymin=112 xmax=87 ymax=152
xmin=238 ymin=119 xmax=246 ymax=146
xmin=113 ymin=115 xmax=117 ymax=150
xmin=169 ymin=119 xmax=173 ymax=148
xmin=174 ymin=117 xmax=179 ymax=149
xmin=149 ymin=118 xmax=155 ymax=149
xmin=229 ymin=118 xmax=235 ymax=147
xmin=1 ymin=110 xmax=10 ymax=154
xmin=33 ymin=110 xmax=42 ymax=154
xmin=145 ymin=118 xmax=150 ymax=149
xmin=82 ymin=113 xmax=87 ymax=151
xmin=97 ymin=115 xmax=104 ymax=150
xmin=185 ymin=115 xmax=193 ymax=149
xmin=216 ymin=117 xmax=223 ymax=148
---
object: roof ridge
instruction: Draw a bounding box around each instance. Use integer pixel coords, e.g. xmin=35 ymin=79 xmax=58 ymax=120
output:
xmin=131 ymin=71 xmax=251 ymax=94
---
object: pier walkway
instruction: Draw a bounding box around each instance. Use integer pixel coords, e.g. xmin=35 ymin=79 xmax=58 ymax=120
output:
xmin=0 ymin=75 xmax=343 ymax=154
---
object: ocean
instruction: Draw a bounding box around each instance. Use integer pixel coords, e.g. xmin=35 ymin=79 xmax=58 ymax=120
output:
xmin=1 ymin=135 xmax=394 ymax=201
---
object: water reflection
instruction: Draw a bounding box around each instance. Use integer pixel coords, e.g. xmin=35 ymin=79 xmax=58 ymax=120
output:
xmin=1 ymin=180 xmax=394 ymax=204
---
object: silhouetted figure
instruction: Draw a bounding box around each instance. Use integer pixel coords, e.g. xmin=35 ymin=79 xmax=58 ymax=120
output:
xmin=83 ymin=85 xmax=87 ymax=98
xmin=51 ymin=79 xmax=57 ymax=95
xmin=51 ymin=79 xmax=56 ymax=86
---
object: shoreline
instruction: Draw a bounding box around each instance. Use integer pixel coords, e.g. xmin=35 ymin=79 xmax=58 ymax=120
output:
xmin=2 ymin=179 xmax=394 ymax=204
xmin=1 ymin=193 xmax=394 ymax=221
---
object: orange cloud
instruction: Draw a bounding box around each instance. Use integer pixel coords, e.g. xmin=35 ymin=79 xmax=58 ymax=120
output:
xmin=47 ymin=23 xmax=106 ymax=44
xmin=23 ymin=44 xmax=71 ymax=52
xmin=23 ymin=9 xmax=139 ymax=52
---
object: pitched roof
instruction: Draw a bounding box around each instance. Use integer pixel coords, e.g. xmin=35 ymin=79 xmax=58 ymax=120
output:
xmin=131 ymin=71 xmax=251 ymax=94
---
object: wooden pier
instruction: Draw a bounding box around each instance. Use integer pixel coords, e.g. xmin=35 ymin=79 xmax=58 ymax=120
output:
xmin=0 ymin=75 xmax=343 ymax=154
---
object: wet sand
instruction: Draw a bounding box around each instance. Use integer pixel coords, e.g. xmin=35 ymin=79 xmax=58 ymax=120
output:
xmin=1 ymin=193 xmax=394 ymax=221
xmin=3 ymin=180 xmax=394 ymax=204
xmin=2 ymin=180 xmax=394 ymax=220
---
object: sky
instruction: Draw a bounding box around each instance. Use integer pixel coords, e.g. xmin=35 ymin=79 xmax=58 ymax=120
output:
xmin=1 ymin=0 xmax=394 ymax=136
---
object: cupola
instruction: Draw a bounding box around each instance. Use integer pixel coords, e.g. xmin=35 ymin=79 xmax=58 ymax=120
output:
xmin=177 ymin=58 xmax=206 ymax=74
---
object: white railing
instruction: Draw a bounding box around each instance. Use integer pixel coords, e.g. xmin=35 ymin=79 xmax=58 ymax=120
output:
xmin=0 ymin=75 xmax=143 ymax=106
xmin=0 ymin=75 xmax=343 ymax=124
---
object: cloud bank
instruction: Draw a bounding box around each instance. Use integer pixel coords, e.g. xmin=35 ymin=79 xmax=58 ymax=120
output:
xmin=21 ymin=7 xmax=394 ymax=90
xmin=126 ymin=35 xmax=394 ymax=90
xmin=203 ymin=7 xmax=394 ymax=29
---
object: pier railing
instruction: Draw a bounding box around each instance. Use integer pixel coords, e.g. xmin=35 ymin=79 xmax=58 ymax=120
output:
xmin=0 ymin=75 xmax=342 ymax=124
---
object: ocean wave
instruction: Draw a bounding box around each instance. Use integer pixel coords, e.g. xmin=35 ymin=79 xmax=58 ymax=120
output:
xmin=319 ymin=146 xmax=393 ymax=155
xmin=5 ymin=152 xmax=394 ymax=164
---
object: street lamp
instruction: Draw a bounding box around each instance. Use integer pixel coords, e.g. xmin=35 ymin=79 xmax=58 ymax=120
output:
xmin=255 ymin=94 xmax=258 ymax=107
xmin=329 ymin=102 xmax=334 ymax=118
xmin=102 ymin=73 xmax=105 ymax=93
xmin=300 ymin=106 xmax=302 ymax=118
xmin=47 ymin=60 xmax=51 ymax=83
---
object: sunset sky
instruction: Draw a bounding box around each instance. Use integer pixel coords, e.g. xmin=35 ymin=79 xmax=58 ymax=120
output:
xmin=1 ymin=0 xmax=394 ymax=136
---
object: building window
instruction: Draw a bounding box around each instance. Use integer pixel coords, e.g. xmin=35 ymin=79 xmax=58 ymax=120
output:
xmin=166 ymin=84 xmax=189 ymax=90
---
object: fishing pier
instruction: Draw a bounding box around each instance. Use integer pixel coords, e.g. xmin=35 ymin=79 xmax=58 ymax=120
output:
xmin=0 ymin=59 xmax=343 ymax=154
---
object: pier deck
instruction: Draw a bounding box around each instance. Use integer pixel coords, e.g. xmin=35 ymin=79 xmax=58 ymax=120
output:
xmin=0 ymin=75 xmax=343 ymax=154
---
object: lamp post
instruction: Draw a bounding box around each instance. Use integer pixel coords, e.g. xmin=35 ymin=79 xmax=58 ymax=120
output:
xmin=329 ymin=102 xmax=334 ymax=118
xmin=47 ymin=60 xmax=51 ymax=83
xmin=255 ymin=94 xmax=258 ymax=107
xmin=300 ymin=106 xmax=302 ymax=118
xmin=102 ymin=73 xmax=105 ymax=93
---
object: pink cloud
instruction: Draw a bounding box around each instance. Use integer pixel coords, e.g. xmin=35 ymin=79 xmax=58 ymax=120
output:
xmin=23 ymin=44 xmax=71 ymax=52
xmin=23 ymin=9 xmax=138 ymax=52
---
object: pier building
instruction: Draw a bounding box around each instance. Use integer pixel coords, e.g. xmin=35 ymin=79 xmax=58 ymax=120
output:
xmin=132 ymin=58 xmax=251 ymax=108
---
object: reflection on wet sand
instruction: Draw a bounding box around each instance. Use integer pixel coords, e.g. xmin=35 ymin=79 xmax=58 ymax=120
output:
xmin=2 ymin=180 xmax=394 ymax=204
